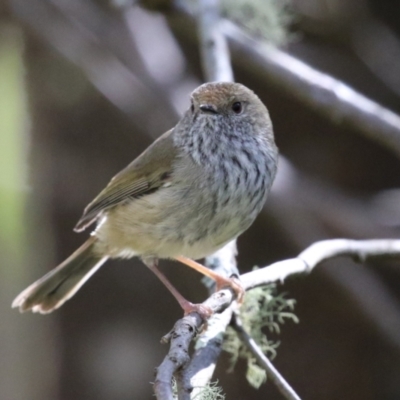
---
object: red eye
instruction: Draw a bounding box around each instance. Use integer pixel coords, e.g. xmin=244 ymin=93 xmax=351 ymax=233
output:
xmin=232 ymin=102 xmax=242 ymax=114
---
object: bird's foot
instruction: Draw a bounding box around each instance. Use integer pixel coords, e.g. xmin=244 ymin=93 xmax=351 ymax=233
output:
xmin=181 ymin=300 xmax=213 ymax=320
xmin=215 ymin=275 xmax=245 ymax=305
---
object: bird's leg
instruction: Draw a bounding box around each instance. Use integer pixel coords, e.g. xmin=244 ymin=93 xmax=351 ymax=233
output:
xmin=174 ymin=256 xmax=245 ymax=303
xmin=142 ymin=258 xmax=212 ymax=319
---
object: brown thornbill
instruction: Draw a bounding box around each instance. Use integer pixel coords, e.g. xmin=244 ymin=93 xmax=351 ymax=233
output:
xmin=12 ymin=82 xmax=278 ymax=317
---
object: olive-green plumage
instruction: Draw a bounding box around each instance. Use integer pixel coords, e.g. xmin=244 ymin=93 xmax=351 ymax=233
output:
xmin=12 ymin=82 xmax=278 ymax=314
xmin=75 ymin=129 xmax=176 ymax=231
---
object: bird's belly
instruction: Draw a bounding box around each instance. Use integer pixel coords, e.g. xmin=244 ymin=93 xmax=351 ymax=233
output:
xmin=94 ymin=186 xmax=260 ymax=260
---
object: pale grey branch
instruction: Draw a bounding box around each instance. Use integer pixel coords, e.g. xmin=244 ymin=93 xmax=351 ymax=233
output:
xmin=242 ymin=239 xmax=400 ymax=290
xmin=197 ymin=0 xmax=233 ymax=82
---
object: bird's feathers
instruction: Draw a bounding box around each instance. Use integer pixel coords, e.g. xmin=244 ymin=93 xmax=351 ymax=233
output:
xmin=74 ymin=129 xmax=177 ymax=231
xmin=12 ymin=236 xmax=107 ymax=313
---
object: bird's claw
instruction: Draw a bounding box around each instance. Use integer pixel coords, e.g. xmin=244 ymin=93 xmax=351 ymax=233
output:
xmin=182 ymin=301 xmax=213 ymax=320
xmin=216 ymin=275 xmax=245 ymax=305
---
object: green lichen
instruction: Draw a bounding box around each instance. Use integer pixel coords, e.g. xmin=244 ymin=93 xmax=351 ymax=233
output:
xmin=223 ymin=282 xmax=298 ymax=389
xmin=172 ymin=379 xmax=225 ymax=399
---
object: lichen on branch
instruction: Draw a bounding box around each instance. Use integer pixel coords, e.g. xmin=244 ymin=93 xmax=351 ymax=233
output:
xmin=223 ymin=282 xmax=298 ymax=389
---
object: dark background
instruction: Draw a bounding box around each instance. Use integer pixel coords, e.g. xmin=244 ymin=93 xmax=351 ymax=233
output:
xmin=1 ymin=0 xmax=400 ymax=399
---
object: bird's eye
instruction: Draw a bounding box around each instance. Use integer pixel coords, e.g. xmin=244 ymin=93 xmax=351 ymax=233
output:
xmin=232 ymin=102 xmax=242 ymax=114
xmin=191 ymin=103 xmax=195 ymax=113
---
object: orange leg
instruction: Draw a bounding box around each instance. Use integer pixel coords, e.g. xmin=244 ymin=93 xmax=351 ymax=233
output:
xmin=143 ymin=258 xmax=212 ymax=319
xmin=174 ymin=256 xmax=244 ymax=303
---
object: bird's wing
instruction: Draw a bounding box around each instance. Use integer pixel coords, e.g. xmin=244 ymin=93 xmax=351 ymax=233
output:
xmin=74 ymin=129 xmax=177 ymax=232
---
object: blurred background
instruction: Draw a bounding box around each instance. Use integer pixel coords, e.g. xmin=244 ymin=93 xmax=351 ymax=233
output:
xmin=1 ymin=0 xmax=400 ymax=399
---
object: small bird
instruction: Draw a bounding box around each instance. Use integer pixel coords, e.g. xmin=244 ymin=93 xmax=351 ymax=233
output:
xmin=12 ymin=82 xmax=278 ymax=316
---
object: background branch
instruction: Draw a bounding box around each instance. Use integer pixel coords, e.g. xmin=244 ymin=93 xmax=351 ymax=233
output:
xmin=223 ymin=21 xmax=400 ymax=158
xmin=197 ymin=0 xmax=233 ymax=82
xmin=162 ymin=1 xmax=400 ymax=160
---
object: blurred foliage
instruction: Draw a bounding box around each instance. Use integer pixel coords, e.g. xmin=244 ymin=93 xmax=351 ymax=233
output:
xmin=223 ymin=283 xmax=298 ymax=389
xmin=0 ymin=25 xmax=28 ymax=266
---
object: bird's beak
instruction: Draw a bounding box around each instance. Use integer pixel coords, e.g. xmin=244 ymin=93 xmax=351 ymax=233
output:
xmin=199 ymin=104 xmax=218 ymax=114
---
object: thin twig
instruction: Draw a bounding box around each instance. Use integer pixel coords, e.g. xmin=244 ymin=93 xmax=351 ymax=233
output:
xmin=263 ymin=162 xmax=400 ymax=357
xmin=267 ymin=161 xmax=400 ymax=354
xmin=232 ymin=314 xmax=302 ymax=400
xmin=242 ymin=239 xmax=400 ymax=290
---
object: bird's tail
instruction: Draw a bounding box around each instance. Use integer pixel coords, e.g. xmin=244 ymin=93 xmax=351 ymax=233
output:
xmin=12 ymin=236 xmax=108 ymax=314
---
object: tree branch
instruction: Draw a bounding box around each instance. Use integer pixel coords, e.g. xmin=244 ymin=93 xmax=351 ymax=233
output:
xmin=265 ymin=166 xmax=400 ymax=354
xmin=15 ymin=0 xmax=400 ymax=160
xmin=184 ymin=243 xmax=238 ymax=398
xmin=232 ymin=314 xmax=302 ymax=400
xmin=242 ymin=239 xmax=400 ymax=290
xmin=164 ymin=1 xmax=400 ymax=159
xmin=155 ymin=238 xmax=400 ymax=399
xmin=197 ymin=0 xmax=233 ymax=82
xmin=153 ymin=289 xmax=235 ymax=400
xmin=222 ymin=20 xmax=400 ymax=159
